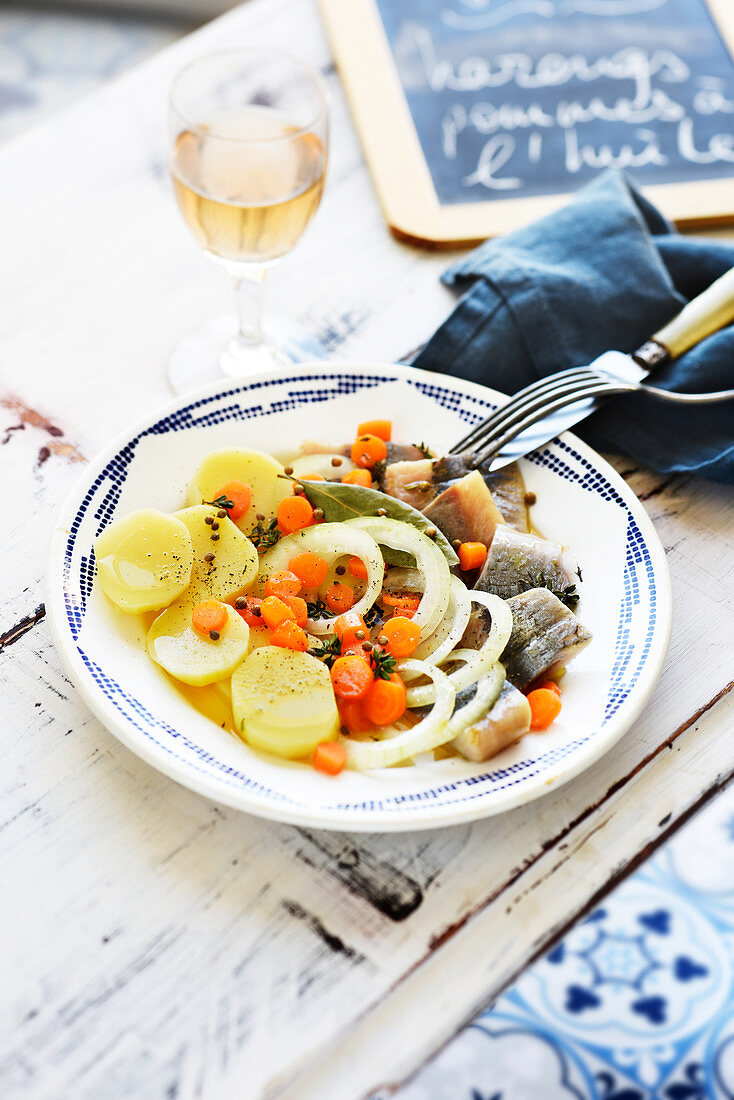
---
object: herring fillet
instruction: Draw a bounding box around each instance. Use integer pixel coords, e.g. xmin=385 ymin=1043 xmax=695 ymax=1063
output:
xmin=422 ymin=469 xmax=505 ymax=548
xmin=501 ymin=588 xmax=592 ymax=689
xmin=475 ymin=525 xmax=577 ymax=601
xmin=383 ymin=454 xmax=530 ymax=531
xmin=450 ymin=680 xmax=531 ymax=762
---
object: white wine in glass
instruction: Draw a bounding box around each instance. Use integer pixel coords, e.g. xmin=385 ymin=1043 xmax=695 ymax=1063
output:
xmin=168 ymin=51 xmax=329 ymax=393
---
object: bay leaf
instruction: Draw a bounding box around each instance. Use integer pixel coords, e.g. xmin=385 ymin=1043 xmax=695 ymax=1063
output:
xmin=297 ymin=479 xmax=459 ymax=566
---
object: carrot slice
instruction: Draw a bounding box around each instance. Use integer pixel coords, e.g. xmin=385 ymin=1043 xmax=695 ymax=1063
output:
xmin=260 ymin=595 xmax=296 ymax=630
xmin=334 ymin=611 xmax=368 ymax=649
xmin=313 ymin=741 xmax=347 ymax=775
xmin=330 ymin=655 xmax=374 ymax=700
xmin=264 ymin=570 xmax=302 ymax=600
xmin=233 ymin=595 xmax=263 ymax=628
xmin=458 ymin=541 xmax=488 ymax=571
xmin=214 ymin=480 xmax=252 ymax=522
xmin=381 ymin=615 xmax=421 ymax=657
xmin=347 ymin=556 xmax=369 ymax=580
xmin=325 ymin=581 xmax=355 ymax=614
xmin=350 ymin=434 xmax=388 ymax=469
xmin=338 ymin=698 xmax=373 ymax=733
xmin=277 ymin=495 xmax=315 ymax=534
xmin=270 ymin=620 xmax=309 ymax=651
xmin=289 ymin=552 xmax=329 ymax=588
xmin=527 ymin=688 xmax=562 ymax=730
xmin=357 ymin=419 xmax=392 ymax=441
xmin=341 ymin=469 xmax=372 ymax=487
xmin=536 ymin=679 xmax=562 ymax=698
xmin=363 ymin=673 xmax=407 ymax=726
xmin=381 ymin=592 xmax=421 ymax=618
xmin=283 ymin=595 xmax=308 ymax=628
xmin=191 ymin=599 xmax=229 ymax=637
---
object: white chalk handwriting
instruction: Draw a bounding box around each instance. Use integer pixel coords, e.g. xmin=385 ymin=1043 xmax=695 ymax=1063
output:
xmin=403 ymin=24 xmax=734 ymax=190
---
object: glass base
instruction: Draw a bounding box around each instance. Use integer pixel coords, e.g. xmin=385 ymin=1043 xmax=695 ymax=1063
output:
xmin=167 ymin=314 xmax=328 ymax=394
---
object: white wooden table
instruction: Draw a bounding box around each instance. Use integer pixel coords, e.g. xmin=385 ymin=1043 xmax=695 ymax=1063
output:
xmin=2 ymin=2 xmax=733 ymax=1098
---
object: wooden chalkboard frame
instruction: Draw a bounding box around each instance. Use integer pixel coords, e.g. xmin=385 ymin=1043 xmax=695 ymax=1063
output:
xmin=318 ymin=0 xmax=734 ymax=247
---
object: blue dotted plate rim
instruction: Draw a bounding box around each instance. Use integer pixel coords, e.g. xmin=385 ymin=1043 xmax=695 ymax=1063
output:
xmin=45 ymin=363 xmax=672 ymax=831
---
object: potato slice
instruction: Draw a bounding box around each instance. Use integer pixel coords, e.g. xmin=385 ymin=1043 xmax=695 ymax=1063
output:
xmin=148 ymin=601 xmax=249 ymax=686
xmin=232 ymin=646 xmax=339 ymax=758
xmin=174 ymin=505 xmax=258 ymax=600
xmin=187 ymin=448 xmax=292 ymax=532
xmin=94 ymin=509 xmax=193 ymax=614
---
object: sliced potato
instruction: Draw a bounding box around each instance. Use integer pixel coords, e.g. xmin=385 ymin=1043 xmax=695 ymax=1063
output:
xmin=174 ymin=505 xmax=258 ymax=600
xmin=232 ymin=646 xmax=339 ymax=758
xmin=187 ymin=448 xmax=292 ymax=532
xmin=290 ymin=453 xmax=356 ymax=481
xmin=95 ymin=509 xmax=193 ymax=614
xmin=147 ymin=601 xmax=249 ymax=686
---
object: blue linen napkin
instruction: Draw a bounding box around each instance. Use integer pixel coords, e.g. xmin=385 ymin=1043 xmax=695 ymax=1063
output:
xmin=413 ymin=169 xmax=734 ymax=484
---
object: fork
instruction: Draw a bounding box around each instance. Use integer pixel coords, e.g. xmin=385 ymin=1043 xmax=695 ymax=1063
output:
xmin=450 ymin=264 xmax=734 ymax=467
xmin=451 ymin=369 xmax=734 ymax=466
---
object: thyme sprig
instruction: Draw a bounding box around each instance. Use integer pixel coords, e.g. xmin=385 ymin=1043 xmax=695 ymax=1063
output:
xmin=246 ymin=517 xmax=281 ymax=551
xmin=308 ymin=634 xmax=342 ymax=668
xmin=204 ymin=493 xmax=235 ymax=511
xmin=306 ymin=597 xmax=335 ymax=621
xmin=412 ymin=441 xmax=433 ymax=459
xmin=371 ymin=648 xmax=396 ymax=681
xmin=532 ymin=572 xmax=580 ymax=610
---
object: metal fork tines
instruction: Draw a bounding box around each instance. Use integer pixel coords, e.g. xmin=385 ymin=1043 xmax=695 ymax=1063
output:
xmin=452 ymin=369 xmax=734 ymax=466
xmin=450 ymin=367 xmax=606 ymax=457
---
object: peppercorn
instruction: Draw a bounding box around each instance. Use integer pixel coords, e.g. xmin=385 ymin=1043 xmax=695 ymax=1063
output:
xmin=354 ymin=630 xmax=366 ymax=641
xmin=376 ymin=507 xmax=387 ymax=517
xmin=452 ymin=539 xmax=461 ymax=549
xmin=331 ymin=457 xmax=342 ymax=467
xmin=205 ymin=515 xmax=214 ymax=526
xmin=204 ymin=552 xmax=215 ymax=563
xmin=313 ymin=508 xmax=324 ymax=520
xmin=361 ymin=641 xmax=373 ymax=652
xmin=335 ymin=565 xmax=346 ymax=576
xmin=235 ymin=597 xmax=246 ymax=609
xmin=209 ymin=630 xmax=220 ymax=641
xmin=524 ymin=491 xmax=537 ymax=505
xmin=377 ymin=635 xmax=388 ymax=647
xmin=217 ymin=509 xmax=226 ymax=518
xmin=284 ymin=466 xmax=293 ymax=475
xmin=256 ymin=513 xmax=265 ymax=522
xmin=211 ymin=534 xmax=220 ymax=542
xmin=425 ymin=526 xmax=437 ymax=538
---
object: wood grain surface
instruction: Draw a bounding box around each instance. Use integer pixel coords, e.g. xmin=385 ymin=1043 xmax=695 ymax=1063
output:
xmin=1 ymin=2 xmax=733 ymax=1098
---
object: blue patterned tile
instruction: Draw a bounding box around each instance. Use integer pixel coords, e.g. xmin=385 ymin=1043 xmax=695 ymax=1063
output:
xmin=395 ymin=784 xmax=734 ymax=1099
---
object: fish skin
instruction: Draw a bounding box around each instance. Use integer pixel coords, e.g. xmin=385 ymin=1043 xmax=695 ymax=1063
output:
xmin=451 ymin=680 xmax=531 ymax=762
xmin=433 ymin=455 xmax=530 ymax=532
xmin=501 ymin=588 xmax=592 ymax=689
xmin=474 ymin=525 xmax=577 ymax=601
xmin=383 ymin=454 xmax=530 ymax=531
xmin=422 ymin=470 xmax=504 ymax=548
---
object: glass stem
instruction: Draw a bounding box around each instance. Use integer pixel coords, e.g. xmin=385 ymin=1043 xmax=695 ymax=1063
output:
xmin=232 ymin=266 xmax=267 ymax=352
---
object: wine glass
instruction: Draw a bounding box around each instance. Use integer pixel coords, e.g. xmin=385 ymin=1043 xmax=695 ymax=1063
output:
xmin=167 ymin=49 xmax=329 ymax=393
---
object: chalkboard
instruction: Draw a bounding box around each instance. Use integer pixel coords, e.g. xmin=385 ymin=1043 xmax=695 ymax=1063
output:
xmin=318 ymin=0 xmax=734 ymax=244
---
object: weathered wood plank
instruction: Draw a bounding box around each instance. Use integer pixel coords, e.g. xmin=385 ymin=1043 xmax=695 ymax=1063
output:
xmin=2 ymin=1 xmax=734 ymax=1098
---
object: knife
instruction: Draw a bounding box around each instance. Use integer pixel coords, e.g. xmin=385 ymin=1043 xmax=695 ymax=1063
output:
xmin=487 ymin=265 xmax=734 ymax=470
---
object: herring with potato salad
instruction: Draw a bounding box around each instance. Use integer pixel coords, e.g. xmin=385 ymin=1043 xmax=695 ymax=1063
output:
xmin=94 ymin=421 xmax=592 ymax=775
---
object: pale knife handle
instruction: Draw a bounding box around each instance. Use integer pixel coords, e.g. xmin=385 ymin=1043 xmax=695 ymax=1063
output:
xmin=649 ymin=266 xmax=734 ymax=360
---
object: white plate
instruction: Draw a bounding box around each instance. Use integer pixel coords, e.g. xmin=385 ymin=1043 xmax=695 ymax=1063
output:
xmin=47 ymin=363 xmax=672 ymax=832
